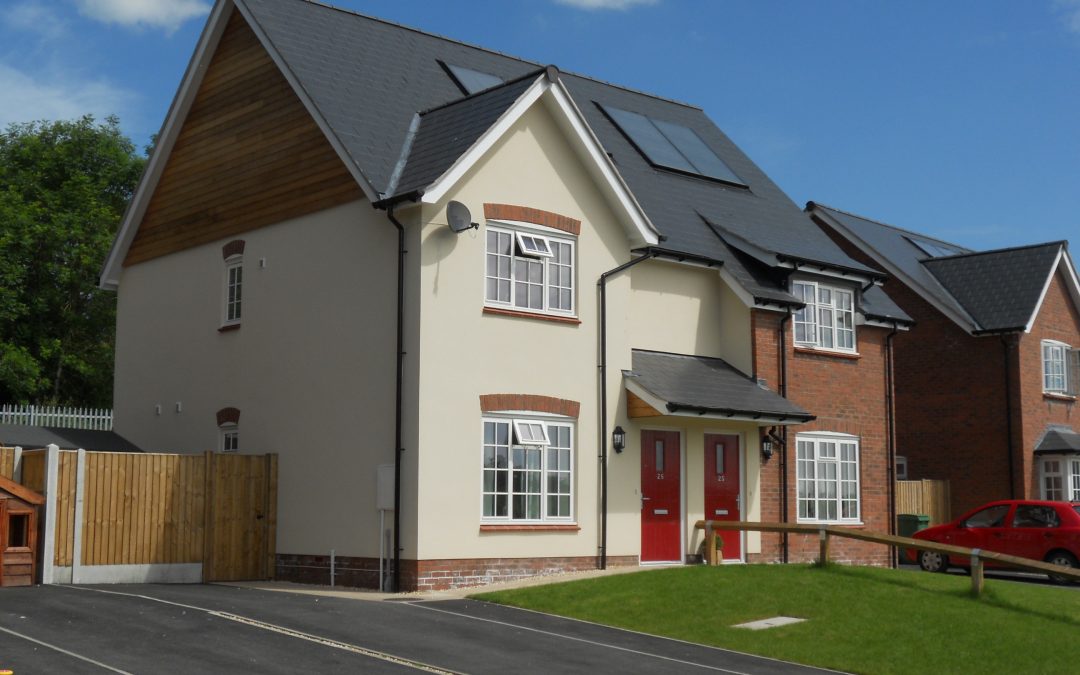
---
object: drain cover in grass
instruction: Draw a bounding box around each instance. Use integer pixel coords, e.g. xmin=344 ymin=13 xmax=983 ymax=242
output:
xmin=733 ymin=616 xmax=805 ymax=630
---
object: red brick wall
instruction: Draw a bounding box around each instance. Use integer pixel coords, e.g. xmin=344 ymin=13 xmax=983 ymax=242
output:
xmin=750 ymin=309 xmax=892 ymax=566
xmin=1018 ymin=270 xmax=1080 ymax=497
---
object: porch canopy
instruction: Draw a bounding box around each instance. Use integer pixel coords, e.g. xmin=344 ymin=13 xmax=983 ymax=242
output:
xmin=1034 ymin=427 xmax=1080 ymax=454
xmin=623 ymin=349 xmax=814 ymax=425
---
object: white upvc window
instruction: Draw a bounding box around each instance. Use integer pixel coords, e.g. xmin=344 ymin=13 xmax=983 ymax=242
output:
xmin=1040 ymin=456 xmax=1080 ymax=501
xmin=1042 ymin=340 xmax=1073 ymax=395
xmin=220 ymin=425 xmax=239 ymax=453
xmin=485 ymin=224 xmax=575 ymax=316
xmin=792 ymin=280 xmax=856 ymax=352
xmin=796 ymin=433 xmax=860 ymax=523
xmin=482 ymin=417 xmax=573 ymax=522
xmin=224 ymin=255 xmax=243 ymax=325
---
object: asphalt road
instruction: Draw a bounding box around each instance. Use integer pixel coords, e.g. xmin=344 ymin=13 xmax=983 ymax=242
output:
xmin=0 ymin=583 xmax=838 ymax=674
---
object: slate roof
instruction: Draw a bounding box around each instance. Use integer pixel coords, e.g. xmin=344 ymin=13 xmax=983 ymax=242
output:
xmin=391 ymin=70 xmax=542 ymax=197
xmin=861 ymin=286 xmax=912 ymax=324
xmin=0 ymin=425 xmax=143 ymax=453
xmin=625 ymin=350 xmax=814 ymax=422
xmin=810 ymin=203 xmax=1067 ymax=333
xmin=1035 ymin=427 xmax=1080 ymax=454
xmin=239 ymin=0 xmax=882 ymax=302
xmin=923 ymin=243 xmax=1064 ymax=333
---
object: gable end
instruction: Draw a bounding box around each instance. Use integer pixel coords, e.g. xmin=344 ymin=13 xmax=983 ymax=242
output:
xmin=123 ymin=10 xmax=362 ymax=267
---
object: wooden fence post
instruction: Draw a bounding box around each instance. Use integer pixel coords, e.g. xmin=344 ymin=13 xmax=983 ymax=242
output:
xmin=40 ymin=444 xmax=60 ymax=584
xmin=818 ymin=528 xmax=830 ymax=566
xmin=971 ymin=550 xmax=984 ymax=597
xmin=704 ymin=521 xmax=715 ymax=565
xmin=13 ymin=446 xmax=22 ymax=483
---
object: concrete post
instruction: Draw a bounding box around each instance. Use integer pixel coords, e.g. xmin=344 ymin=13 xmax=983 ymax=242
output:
xmin=41 ymin=444 xmax=60 ymax=584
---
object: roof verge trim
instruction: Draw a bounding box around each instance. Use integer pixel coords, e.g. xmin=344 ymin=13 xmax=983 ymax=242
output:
xmin=418 ymin=70 xmax=659 ymax=248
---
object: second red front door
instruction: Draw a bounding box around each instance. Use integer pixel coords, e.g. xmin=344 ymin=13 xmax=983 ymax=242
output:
xmin=704 ymin=433 xmax=741 ymax=560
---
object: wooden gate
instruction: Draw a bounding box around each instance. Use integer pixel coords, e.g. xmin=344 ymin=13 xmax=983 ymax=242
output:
xmin=204 ymin=452 xmax=278 ymax=581
xmin=896 ymin=479 xmax=951 ymax=525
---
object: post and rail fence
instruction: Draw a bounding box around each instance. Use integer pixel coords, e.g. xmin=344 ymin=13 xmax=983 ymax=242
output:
xmin=0 ymin=404 xmax=113 ymax=431
xmin=696 ymin=520 xmax=1080 ymax=597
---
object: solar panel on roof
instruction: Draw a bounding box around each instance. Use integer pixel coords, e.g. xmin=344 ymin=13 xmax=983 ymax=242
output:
xmin=905 ymin=236 xmax=966 ymax=259
xmin=599 ymin=104 xmax=744 ymax=185
xmin=444 ymin=63 xmax=504 ymax=95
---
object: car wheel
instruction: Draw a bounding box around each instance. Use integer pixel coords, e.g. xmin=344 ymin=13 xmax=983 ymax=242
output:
xmin=1045 ymin=550 xmax=1079 ymax=585
xmin=919 ymin=550 xmax=948 ymax=573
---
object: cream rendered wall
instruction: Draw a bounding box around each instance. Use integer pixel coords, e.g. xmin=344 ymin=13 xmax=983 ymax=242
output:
xmin=113 ymin=200 xmax=406 ymax=558
xmin=412 ymin=99 xmax=632 ymax=560
xmin=627 ymin=258 xmax=752 ymax=374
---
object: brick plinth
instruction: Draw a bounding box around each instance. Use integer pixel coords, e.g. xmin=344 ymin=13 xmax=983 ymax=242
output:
xmin=276 ymin=553 xmax=639 ymax=591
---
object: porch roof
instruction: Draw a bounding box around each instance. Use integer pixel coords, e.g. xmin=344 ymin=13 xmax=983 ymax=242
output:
xmin=623 ymin=349 xmax=814 ymax=425
xmin=1034 ymin=427 xmax=1080 ymax=454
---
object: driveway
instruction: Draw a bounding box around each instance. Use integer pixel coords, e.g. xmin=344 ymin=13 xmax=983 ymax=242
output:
xmin=0 ymin=583 xmax=838 ymax=674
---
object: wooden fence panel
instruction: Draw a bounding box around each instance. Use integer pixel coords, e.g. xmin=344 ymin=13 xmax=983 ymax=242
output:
xmin=0 ymin=447 xmax=13 ymax=479
xmin=896 ymin=479 xmax=951 ymax=525
xmin=20 ymin=450 xmax=45 ymax=493
xmin=81 ymin=453 xmax=206 ymax=566
xmin=54 ymin=452 xmax=77 ymax=567
xmin=207 ymin=453 xmax=271 ymax=581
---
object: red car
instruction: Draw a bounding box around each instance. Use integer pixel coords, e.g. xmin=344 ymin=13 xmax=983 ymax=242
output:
xmin=909 ymin=499 xmax=1080 ymax=582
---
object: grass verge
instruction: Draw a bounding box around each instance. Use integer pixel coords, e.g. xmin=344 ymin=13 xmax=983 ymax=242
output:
xmin=473 ymin=564 xmax=1080 ymax=674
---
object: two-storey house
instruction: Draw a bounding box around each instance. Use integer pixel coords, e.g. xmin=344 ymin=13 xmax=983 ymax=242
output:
xmin=102 ymin=0 xmax=910 ymax=590
xmin=809 ymin=203 xmax=1080 ymax=519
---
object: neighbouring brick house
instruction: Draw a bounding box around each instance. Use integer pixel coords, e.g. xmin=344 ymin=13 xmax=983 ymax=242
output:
xmin=101 ymin=0 xmax=912 ymax=591
xmin=809 ymin=203 xmax=1080 ymax=518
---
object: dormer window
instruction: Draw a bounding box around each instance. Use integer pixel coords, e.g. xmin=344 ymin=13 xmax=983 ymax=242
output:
xmin=792 ymin=280 xmax=856 ymax=352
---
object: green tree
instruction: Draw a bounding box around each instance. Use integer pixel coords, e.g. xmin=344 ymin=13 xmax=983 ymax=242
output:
xmin=0 ymin=115 xmax=145 ymax=407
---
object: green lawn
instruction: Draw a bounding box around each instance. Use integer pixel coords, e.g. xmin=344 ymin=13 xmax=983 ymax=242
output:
xmin=473 ymin=564 xmax=1080 ymax=674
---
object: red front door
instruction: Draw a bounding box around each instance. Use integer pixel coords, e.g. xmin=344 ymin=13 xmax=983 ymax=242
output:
xmin=704 ymin=434 xmax=741 ymax=560
xmin=641 ymin=429 xmax=682 ymax=563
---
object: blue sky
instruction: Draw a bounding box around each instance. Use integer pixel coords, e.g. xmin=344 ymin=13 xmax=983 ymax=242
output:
xmin=2 ymin=0 xmax=1078 ymax=251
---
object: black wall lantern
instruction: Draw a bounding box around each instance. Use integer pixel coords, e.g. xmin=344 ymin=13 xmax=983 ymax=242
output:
xmin=612 ymin=425 xmax=626 ymax=453
xmin=761 ymin=426 xmax=781 ymax=461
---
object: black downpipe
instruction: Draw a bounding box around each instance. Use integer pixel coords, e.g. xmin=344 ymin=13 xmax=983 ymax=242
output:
xmin=779 ymin=308 xmax=792 ymax=564
xmin=1002 ymin=336 xmax=1016 ymax=499
xmin=885 ymin=323 xmax=899 ymax=568
xmin=598 ymin=251 xmax=658 ymax=570
xmin=386 ymin=204 xmax=406 ymax=592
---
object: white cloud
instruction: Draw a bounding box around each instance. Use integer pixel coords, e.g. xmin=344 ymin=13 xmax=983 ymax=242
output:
xmin=554 ymin=0 xmax=659 ymax=10
xmin=0 ymin=63 xmax=137 ymax=129
xmin=2 ymin=1 xmax=68 ymax=39
xmin=75 ymin=0 xmax=210 ymax=33
xmin=1054 ymin=0 xmax=1080 ymax=34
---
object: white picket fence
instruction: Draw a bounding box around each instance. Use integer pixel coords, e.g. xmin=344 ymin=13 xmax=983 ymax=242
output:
xmin=0 ymin=404 xmax=113 ymax=431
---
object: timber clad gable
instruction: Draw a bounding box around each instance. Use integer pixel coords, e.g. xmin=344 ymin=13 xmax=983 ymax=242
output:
xmin=124 ymin=11 xmax=362 ymax=266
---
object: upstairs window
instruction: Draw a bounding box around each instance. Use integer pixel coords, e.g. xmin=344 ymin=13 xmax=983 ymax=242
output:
xmin=220 ymin=425 xmax=239 ymax=453
xmin=485 ymin=224 xmax=575 ymax=316
xmin=221 ymin=240 xmax=245 ymax=328
xmin=1042 ymin=340 xmax=1077 ymax=395
xmin=792 ymin=280 xmax=856 ymax=352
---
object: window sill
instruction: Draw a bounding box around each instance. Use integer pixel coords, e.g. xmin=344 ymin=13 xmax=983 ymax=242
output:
xmin=218 ymin=323 xmax=241 ymax=333
xmin=796 ymin=521 xmax=865 ymax=528
xmin=479 ymin=523 xmax=580 ymax=532
xmin=1043 ymin=392 xmax=1077 ymax=402
xmin=793 ymin=346 xmax=859 ymax=360
xmin=482 ymin=306 xmax=581 ymax=325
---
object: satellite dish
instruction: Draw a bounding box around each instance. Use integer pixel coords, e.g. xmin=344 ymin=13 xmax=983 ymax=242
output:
xmin=446 ymin=200 xmax=478 ymax=233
